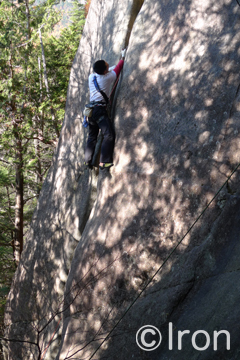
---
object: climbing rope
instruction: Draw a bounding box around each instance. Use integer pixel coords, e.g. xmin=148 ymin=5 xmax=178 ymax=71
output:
xmin=88 ymin=161 xmax=240 ymax=359
xmin=40 ymin=318 xmax=62 ymax=360
xmin=109 ymin=69 xmax=122 ymax=121
xmin=109 ymin=70 xmax=121 ymax=102
xmin=40 ymin=317 xmax=62 ymax=360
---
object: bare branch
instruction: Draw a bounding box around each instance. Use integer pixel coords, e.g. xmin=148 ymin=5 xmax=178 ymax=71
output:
xmin=23 ymin=195 xmax=38 ymax=205
xmin=0 ymin=158 xmax=10 ymax=164
xmin=23 ymin=135 xmax=57 ymax=146
xmin=0 ymin=335 xmax=39 ymax=348
xmin=15 ymin=24 xmax=46 ymax=49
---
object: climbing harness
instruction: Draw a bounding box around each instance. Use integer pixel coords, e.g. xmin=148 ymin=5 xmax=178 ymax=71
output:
xmin=83 ymin=71 xmax=121 ymax=120
xmin=83 ymin=100 xmax=106 ymax=118
xmin=82 ymin=76 xmax=109 ymax=121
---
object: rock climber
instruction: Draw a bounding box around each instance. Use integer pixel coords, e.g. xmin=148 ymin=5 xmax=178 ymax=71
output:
xmin=84 ymin=48 xmax=126 ymax=170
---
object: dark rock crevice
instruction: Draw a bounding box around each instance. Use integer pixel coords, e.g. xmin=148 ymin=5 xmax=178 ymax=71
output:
xmin=124 ymin=0 xmax=145 ymax=48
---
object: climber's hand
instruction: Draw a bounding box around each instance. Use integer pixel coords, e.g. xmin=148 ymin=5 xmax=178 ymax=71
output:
xmin=121 ymin=48 xmax=127 ymax=59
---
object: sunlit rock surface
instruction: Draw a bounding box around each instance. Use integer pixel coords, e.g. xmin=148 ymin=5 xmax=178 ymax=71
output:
xmin=4 ymin=0 xmax=240 ymax=359
xmin=3 ymin=0 xmax=140 ymax=359
xmin=57 ymin=0 xmax=240 ymax=359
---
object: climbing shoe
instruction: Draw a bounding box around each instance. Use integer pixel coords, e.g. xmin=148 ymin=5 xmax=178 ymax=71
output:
xmin=84 ymin=161 xmax=93 ymax=170
xmin=99 ymin=163 xmax=114 ymax=170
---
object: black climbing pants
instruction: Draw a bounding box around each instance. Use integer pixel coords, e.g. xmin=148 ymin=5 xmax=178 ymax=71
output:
xmin=84 ymin=106 xmax=115 ymax=164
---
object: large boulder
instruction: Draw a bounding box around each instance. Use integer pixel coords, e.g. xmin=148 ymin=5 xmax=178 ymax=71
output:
xmin=4 ymin=0 xmax=240 ymax=359
xmin=56 ymin=0 xmax=240 ymax=359
xmin=3 ymin=0 xmax=143 ymax=359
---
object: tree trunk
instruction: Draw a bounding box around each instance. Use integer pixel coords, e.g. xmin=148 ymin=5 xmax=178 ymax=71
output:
xmin=24 ymin=0 xmax=31 ymax=40
xmin=9 ymin=45 xmax=24 ymax=265
xmin=39 ymin=28 xmax=60 ymax=137
xmin=14 ymin=134 xmax=24 ymax=265
xmin=34 ymin=122 xmax=43 ymax=196
xmin=33 ymin=57 xmax=44 ymax=196
xmin=6 ymin=186 xmax=15 ymax=257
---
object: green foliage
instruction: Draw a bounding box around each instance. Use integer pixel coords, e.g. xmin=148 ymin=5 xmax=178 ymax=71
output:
xmin=42 ymin=0 xmax=86 ymax=122
xmin=0 ymin=0 xmax=86 ymax=343
xmin=0 ymin=167 xmax=10 ymax=186
xmin=0 ymin=165 xmax=15 ymax=341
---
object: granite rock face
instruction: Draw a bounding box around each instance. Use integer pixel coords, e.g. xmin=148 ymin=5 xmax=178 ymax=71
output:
xmin=4 ymin=0 xmax=240 ymax=359
xmin=3 ymin=0 xmax=142 ymax=359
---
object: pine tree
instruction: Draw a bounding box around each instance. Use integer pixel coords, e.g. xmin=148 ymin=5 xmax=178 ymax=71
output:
xmin=0 ymin=0 xmax=86 ymax=347
xmin=0 ymin=0 xmax=64 ymax=260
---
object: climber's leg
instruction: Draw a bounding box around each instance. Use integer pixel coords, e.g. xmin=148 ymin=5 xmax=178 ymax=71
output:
xmin=98 ymin=112 xmax=115 ymax=164
xmin=84 ymin=120 xmax=99 ymax=164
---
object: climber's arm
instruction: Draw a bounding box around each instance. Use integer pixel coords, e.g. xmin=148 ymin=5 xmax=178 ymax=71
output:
xmin=113 ymin=59 xmax=124 ymax=77
xmin=113 ymin=48 xmax=126 ymax=77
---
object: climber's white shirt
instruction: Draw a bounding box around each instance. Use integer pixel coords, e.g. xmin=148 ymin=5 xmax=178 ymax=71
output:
xmin=89 ymin=68 xmax=116 ymax=102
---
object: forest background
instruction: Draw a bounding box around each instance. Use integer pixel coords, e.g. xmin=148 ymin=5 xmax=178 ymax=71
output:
xmin=0 ymin=0 xmax=89 ymax=356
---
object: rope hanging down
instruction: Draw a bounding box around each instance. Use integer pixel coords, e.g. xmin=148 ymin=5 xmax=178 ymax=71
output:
xmin=89 ymin=161 xmax=240 ymax=360
xmin=40 ymin=64 xmax=123 ymax=360
xmin=40 ymin=317 xmax=62 ymax=360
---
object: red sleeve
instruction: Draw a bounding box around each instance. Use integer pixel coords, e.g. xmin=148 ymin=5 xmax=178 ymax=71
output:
xmin=113 ymin=59 xmax=124 ymax=77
